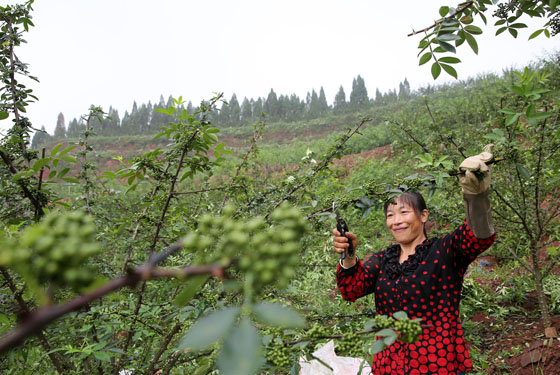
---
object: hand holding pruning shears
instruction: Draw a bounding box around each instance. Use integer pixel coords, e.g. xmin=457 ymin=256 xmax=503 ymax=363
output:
xmin=332 ymin=202 xmax=358 ymax=268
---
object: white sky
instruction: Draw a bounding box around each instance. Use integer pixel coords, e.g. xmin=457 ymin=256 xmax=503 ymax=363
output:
xmin=1 ymin=0 xmax=558 ymax=134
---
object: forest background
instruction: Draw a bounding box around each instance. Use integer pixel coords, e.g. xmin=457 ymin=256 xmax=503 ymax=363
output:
xmin=1 ymin=1 xmax=560 ymax=375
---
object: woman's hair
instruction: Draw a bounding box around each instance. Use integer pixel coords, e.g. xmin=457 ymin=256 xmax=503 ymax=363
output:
xmin=384 ymin=191 xmax=428 ymax=237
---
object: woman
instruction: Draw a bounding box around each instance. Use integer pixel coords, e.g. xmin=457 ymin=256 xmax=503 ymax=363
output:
xmin=333 ymin=146 xmax=495 ymax=375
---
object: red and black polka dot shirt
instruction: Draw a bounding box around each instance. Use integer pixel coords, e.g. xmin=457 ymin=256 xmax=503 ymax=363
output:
xmin=336 ymin=221 xmax=495 ymax=375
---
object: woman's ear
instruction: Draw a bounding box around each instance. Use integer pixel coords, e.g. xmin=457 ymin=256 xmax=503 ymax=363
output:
xmin=421 ymin=209 xmax=429 ymax=223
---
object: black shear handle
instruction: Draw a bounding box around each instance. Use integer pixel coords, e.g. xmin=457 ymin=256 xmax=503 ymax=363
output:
xmin=336 ymin=218 xmax=354 ymax=260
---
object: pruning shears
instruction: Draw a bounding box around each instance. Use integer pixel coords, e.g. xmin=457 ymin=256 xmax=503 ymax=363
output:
xmin=333 ymin=202 xmax=354 ymax=261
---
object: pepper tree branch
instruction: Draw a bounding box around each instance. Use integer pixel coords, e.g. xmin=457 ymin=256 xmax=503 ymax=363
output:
xmin=144 ymin=321 xmax=182 ymax=375
xmin=121 ymin=161 xmax=171 ymax=273
xmin=219 ymin=121 xmax=264 ymax=213
xmin=0 ymin=267 xmax=72 ymax=373
xmin=407 ymin=1 xmax=475 ymax=37
xmin=424 ymin=101 xmax=467 ymax=159
xmin=0 ymin=242 xmax=227 ymax=354
xmin=386 ymin=119 xmax=430 ymax=154
xmin=114 ymin=130 xmax=200 ymax=373
xmin=0 ymin=148 xmax=42 ymax=215
xmin=265 ymin=116 xmax=371 ymax=218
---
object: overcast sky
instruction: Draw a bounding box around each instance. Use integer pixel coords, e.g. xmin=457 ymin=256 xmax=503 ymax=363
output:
xmin=1 ymin=0 xmax=557 ymax=134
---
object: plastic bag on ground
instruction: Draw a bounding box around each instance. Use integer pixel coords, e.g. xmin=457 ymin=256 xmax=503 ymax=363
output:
xmin=298 ymin=340 xmax=372 ymax=375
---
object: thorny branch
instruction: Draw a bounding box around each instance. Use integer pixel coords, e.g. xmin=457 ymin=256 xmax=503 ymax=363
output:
xmin=265 ymin=116 xmax=372 ymax=219
xmin=0 ymin=242 xmax=227 ymax=354
xmin=407 ymin=1 xmax=475 ymax=37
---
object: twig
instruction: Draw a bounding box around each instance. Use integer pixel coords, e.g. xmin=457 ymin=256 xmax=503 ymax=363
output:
xmin=144 ymin=321 xmax=182 ymax=375
xmin=386 ymin=119 xmax=430 ymax=154
xmin=265 ymin=117 xmax=371 ymax=219
xmin=424 ymin=101 xmax=467 ymax=159
xmin=121 ymin=161 xmax=171 ymax=273
xmin=219 ymin=121 xmax=264 ymax=213
xmin=407 ymin=1 xmax=475 ymax=37
xmin=34 ymin=147 xmax=46 ymax=220
xmin=0 ymin=148 xmax=43 ymax=217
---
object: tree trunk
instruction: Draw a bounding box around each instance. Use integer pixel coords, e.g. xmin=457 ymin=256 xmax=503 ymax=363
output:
xmin=530 ymin=241 xmax=556 ymax=337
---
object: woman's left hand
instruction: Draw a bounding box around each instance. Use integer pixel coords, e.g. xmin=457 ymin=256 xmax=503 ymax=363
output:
xmin=458 ymin=144 xmax=493 ymax=194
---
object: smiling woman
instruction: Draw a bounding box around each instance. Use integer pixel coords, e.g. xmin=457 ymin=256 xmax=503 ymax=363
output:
xmin=332 ymin=145 xmax=496 ymax=375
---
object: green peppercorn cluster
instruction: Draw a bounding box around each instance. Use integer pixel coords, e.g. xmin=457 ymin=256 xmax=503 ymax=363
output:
xmin=394 ymin=319 xmax=422 ymax=343
xmin=182 ymin=203 xmax=307 ymax=292
xmin=306 ymin=323 xmax=328 ymax=342
xmin=1 ymin=211 xmax=101 ymax=290
xmin=243 ymin=204 xmax=307 ymax=291
xmin=265 ymin=339 xmax=292 ymax=368
xmin=335 ymin=332 xmax=363 ymax=357
xmin=372 ymin=314 xmax=394 ymax=329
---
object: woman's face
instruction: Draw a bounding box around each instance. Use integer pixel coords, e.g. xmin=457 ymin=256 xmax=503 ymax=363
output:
xmin=385 ymin=199 xmax=428 ymax=246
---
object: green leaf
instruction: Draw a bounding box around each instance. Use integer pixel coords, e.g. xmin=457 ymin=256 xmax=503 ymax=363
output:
xmin=508 ymin=28 xmax=518 ymax=38
xmin=438 ymin=56 xmax=461 ymax=64
xmin=62 ymin=177 xmax=79 ymax=184
xmin=376 ymin=328 xmax=396 ymax=337
xmin=58 ymin=145 xmax=77 ymax=157
xmin=11 ymin=169 xmax=33 ymax=182
xmin=509 ymin=23 xmax=527 ymax=29
xmin=173 ymin=275 xmax=209 ymax=306
xmin=62 ymin=156 xmax=77 ymax=163
xmin=371 ymin=339 xmax=386 ymax=354
xmin=193 ymin=360 xmax=213 ymax=375
xmin=439 ymin=6 xmax=449 ymax=16
xmin=253 ymin=303 xmax=306 ymax=328
xmin=505 ymin=113 xmax=522 ymax=126
xmin=393 ymin=311 xmax=409 ymax=320
xmin=57 ymin=168 xmax=70 ymax=178
xmin=384 ymin=333 xmax=398 ymax=346
xmin=441 ymin=63 xmax=458 ymax=79
xmin=544 ymin=29 xmax=550 ymax=38
xmin=496 ymin=26 xmax=507 ymax=36
xmin=179 ymin=307 xmax=240 ymax=351
xmin=464 ymin=32 xmax=479 ymax=54
xmin=528 ymin=29 xmax=544 ymax=40
xmin=460 ymin=15 xmax=473 ymax=24
xmin=50 ymin=144 xmax=63 ymax=156
xmin=437 ymin=40 xmax=456 ymax=53
xmin=32 ymin=158 xmax=51 ymax=172
xmin=217 ymin=318 xmax=262 ymax=375
xmin=495 ymin=19 xmax=506 ymax=26
xmin=464 ymin=25 xmax=483 ymax=35
xmin=431 ymin=62 xmax=442 ymax=80
xmin=93 ymin=351 xmax=111 ymax=361
xmin=437 ymin=33 xmax=461 ymax=42
xmin=102 ymin=171 xmax=116 ymax=179
xmin=419 ymin=52 xmax=432 ymax=66
xmin=0 ymin=111 xmax=8 ymax=120
xmin=515 ymin=163 xmax=530 ymax=179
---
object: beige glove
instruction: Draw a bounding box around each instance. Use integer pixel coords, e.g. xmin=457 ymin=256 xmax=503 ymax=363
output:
xmin=459 ymin=144 xmax=495 ymax=238
xmin=458 ymin=144 xmax=494 ymax=194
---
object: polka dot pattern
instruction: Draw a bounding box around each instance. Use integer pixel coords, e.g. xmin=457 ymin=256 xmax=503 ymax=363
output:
xmin=336 ymin=222 xmax=495 ymax=375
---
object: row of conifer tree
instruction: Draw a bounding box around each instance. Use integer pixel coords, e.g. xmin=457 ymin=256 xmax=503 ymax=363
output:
xmin=32 ymin=75 xmax=413 ymax=148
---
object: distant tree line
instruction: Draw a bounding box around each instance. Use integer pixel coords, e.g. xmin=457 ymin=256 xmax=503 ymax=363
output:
xmin=31 ymin=75 xmax=412 ymax=147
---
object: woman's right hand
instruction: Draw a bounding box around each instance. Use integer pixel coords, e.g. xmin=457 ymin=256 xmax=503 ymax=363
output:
xmin=333 ymin=228 xmax=358 ymax=268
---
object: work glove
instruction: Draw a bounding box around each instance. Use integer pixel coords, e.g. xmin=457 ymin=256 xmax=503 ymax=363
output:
xmin=458 ymin=144 xmax=493 ymax=194
xmin=459 ymin=144 xmax=495 ymax=238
